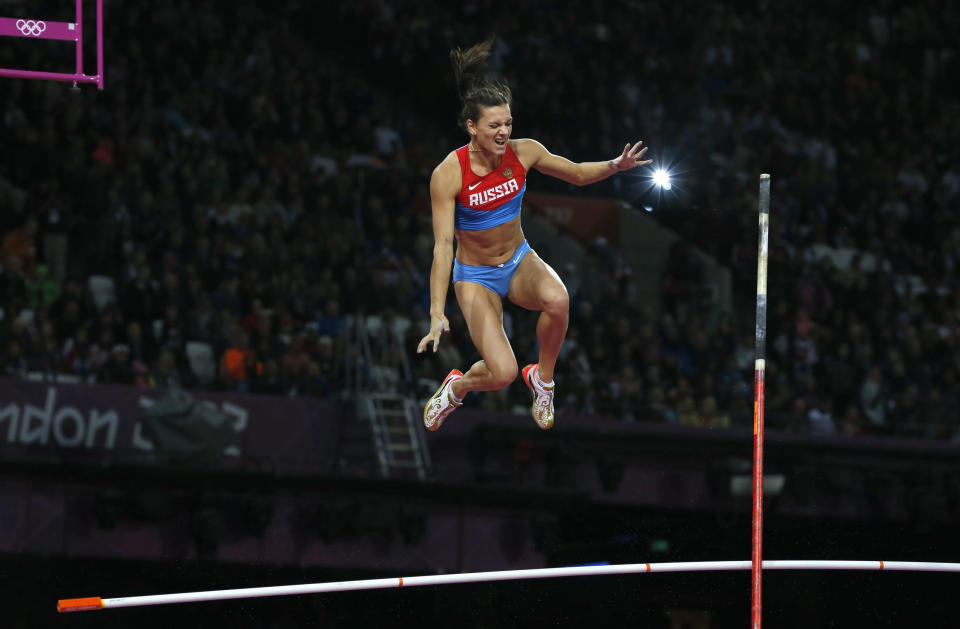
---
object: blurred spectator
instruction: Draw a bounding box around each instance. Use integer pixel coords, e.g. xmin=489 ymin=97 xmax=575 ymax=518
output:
xmin=99 ymin=344 xmax=134 ymax=385
xmin=121 ymin=264 xmax=162 ymax=326
xmin=675 ymin=395 xmax=699 ymax=427
xmin=696 ymin=395 xmax=731 ymax=430
xmin=126 ymin=321 xmax=157 ymax=367
xmin=1 ymin=340 xmax=28 ymax=378
xmin=221 ymin=332 xmax=259 ymax=393
xmin=1 ymin=217 xmax=37 ymax=276
xmin=373 ymin=114 xmax=403 ymax=158
xmin=859 ymin=366 xmax=890 ymax=434
xmin=638 ymin=385 xmax=673 ymax=423
xmin=25 ymin=264 xmax=59 ymax=309
xmin=0 ymin=254 xmax=27 ymax=312
xmin=837 ymin=403 xmax=866 ymax=437
xmin=31 ymin=318 xmax=63 ymax=376
xmin=250 ymin=359 xmax=285 ymax=395
xmin=819 ymin=342 xmax=858 ymax=410
xmin=808 ymin=398 xmax=836 ymax=436
xmin=63 ymin=327 xmax=94 ymax=378
xmin=314 ymin=300 xmax=345 ymax=338
xmin=153 ymin=350 xmax=183 ymax=388
xmin=660 ymin=241 xmax=703 ymax=319
xmin=890 ymin=384 xmax=923 ymax=436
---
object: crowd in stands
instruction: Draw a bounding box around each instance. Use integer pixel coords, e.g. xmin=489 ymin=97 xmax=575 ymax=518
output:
xmin=1 ymin=0 xmax=959 ymax=440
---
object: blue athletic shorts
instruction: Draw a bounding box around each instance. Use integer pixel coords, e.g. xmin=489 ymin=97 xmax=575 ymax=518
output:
xmin=453 ymin=240 xmax=532 ymax=297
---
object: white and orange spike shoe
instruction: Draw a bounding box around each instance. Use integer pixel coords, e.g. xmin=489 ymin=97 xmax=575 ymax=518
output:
xmin=423 ymin=369 xmax=464 ymax=431
xmin=522 ymin=363 xmax=554 ymax=430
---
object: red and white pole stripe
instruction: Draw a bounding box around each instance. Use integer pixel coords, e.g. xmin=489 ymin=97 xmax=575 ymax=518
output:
xmin=57 ymin=560 xmax=960 ymax=612
xmin=752 ymin=173 xmax=771 ymax=629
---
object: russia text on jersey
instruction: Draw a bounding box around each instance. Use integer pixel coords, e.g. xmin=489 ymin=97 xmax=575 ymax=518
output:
xmin=468 ymin=177 xmax=520 ymax=208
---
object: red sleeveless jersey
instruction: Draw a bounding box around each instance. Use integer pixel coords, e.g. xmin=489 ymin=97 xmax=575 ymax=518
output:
xmin=453 ymin=142 xmax=528 ymax=231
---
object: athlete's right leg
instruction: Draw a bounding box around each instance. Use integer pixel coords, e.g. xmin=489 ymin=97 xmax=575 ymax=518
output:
xmin=450 ymin=280 xmax=519 ymax=397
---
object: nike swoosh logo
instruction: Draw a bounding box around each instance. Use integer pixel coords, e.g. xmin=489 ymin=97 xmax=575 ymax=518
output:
xmin=468 ymin=181 xmax=481 ymax=190
xmin=512 ymin=253 xmax=522 ymax=264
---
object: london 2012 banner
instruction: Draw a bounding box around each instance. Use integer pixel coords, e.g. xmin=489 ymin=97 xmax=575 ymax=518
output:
xmin=0 ymin=378 xmax=349 ymax=471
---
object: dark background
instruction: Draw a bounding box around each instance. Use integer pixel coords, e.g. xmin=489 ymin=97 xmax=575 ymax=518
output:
xmin=1 ymin=0 xmax=960 ymax=627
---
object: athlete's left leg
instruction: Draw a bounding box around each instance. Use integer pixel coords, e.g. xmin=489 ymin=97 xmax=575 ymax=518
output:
xmin=506 ymin=251 xmax=569 ymax=383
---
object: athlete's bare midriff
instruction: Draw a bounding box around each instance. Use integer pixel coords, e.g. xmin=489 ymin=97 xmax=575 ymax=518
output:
xmin=455 ymin=216 xmax=526 ymax=266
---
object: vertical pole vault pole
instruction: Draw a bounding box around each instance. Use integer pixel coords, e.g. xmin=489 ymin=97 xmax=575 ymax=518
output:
xmin=751 ymin=174 xmax=771 ymax=629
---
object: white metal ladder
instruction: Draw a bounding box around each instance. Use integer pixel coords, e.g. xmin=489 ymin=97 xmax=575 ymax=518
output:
xmin=362 ymin=392 xmax=431 ymax=480
xmin=347 ymin=313 xmax=430 ymax=480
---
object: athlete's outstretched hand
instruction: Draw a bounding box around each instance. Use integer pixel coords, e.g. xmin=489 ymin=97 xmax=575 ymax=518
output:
xmin=417 ymin=315 xmax=451 ymax=354
xmin=610 ymin=141 xmax=652 ymax=172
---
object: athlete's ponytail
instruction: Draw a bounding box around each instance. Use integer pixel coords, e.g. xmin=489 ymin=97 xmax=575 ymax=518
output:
xmin=450 ymin=39 xmax=512 ymax=131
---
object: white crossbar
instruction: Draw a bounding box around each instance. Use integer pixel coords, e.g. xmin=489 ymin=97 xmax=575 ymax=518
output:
xmin=56 ymin=560 xmax=960 ymax=612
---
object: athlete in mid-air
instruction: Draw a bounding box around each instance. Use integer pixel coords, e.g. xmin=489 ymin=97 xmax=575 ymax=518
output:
xmin=418 ymin=39 xmax=652 ymax=431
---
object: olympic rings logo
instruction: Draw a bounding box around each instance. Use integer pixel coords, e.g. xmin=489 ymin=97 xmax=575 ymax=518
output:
xmin=16 ymin=19 xmax=47 ymax=37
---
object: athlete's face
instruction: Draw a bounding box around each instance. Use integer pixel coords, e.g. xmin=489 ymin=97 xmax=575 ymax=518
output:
xmin=469 ymin=105 xmax=512 ymax=155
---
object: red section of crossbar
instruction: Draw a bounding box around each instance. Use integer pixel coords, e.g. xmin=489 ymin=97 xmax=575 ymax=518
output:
xmin=58 ymin=597 xmax=103 ymax=612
